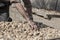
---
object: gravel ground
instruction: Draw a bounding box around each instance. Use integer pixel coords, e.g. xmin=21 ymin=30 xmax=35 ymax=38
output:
xmin=0 ymin=22 xmax=60 ymax=40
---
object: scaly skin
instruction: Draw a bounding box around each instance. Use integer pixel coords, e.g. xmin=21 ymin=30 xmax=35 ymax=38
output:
xmin=10 ymin=0 xmax=38 ymax=29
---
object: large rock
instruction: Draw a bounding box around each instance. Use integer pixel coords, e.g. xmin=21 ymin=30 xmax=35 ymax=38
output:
xmin=30 ymin=0 xmax=58 ymax=10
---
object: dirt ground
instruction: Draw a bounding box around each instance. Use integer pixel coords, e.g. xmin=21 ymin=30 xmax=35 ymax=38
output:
xmin=0 ymin=8 xmax=60 ymax=40
xmin=0 ymin=1 xmax=60 ymax=40
xmin=0 ymin=22 xmax=60 ymax=40
xmin=10 ymin=6 xmax=60 ymax=30
xmin=1 ymin=4 xmax=59 ymax=40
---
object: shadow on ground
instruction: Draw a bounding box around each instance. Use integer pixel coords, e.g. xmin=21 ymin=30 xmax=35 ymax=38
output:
xmin=47 ymin=38 xmax=60 ymax=40
xmin=33 ymin=12 xmax=60 ymax=20
xmin=47 ymin=14 xmax=60 ymax=19
xmin=33 ymin=21 xmax=54 ymax=30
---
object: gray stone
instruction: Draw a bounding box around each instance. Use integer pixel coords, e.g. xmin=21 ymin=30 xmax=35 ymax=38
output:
xmin=30 ymin=0 xmax=44 ymax=9
xmin=44 ymin=0 xmax=57 ymax=10
xmin=56 ymin=0 xmax=60 ymax=11
xmin=30 ymin=0 xmax=59 ymax=10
